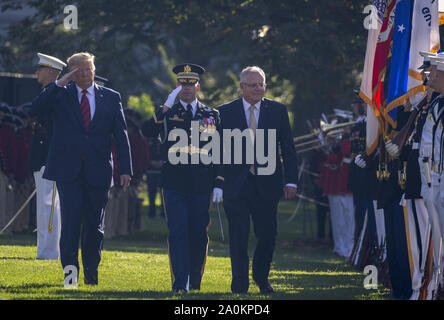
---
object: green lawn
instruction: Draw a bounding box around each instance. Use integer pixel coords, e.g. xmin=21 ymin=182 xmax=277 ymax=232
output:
xmin=0 ymin=198 xmax=391 ymax=300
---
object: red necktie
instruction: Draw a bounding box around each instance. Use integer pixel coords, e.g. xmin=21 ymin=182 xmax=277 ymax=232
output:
xmin=80 ymin=89 xmax=91 ymax=130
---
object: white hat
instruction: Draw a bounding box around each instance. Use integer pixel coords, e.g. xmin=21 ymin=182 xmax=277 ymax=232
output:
xmin=37 ymin=53 xmax=67 ymax=71
xmin=429 ymin=53 xmax=444 ymax=66
xmin=419 ymin=51 xmax=437 ymax=61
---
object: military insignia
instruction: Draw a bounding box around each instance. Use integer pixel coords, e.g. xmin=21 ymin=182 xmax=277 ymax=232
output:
xmin=184 ymin=65 xmax=192 ymax=73
xmin=199 ymin=117 xmax=216 ymax=133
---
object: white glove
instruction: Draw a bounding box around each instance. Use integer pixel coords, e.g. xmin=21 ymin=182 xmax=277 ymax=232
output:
xmin=354 ymin=154 xmax=367 ymax=168
xmin=163 ymin=85 xmax=182 ymax=108
xmin=212 ymin=187 xmax=223 ymax=203
xmin=385 ymin=140 xmax=399 ymax=158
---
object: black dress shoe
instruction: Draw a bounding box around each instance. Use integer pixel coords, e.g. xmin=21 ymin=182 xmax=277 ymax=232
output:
xmin=189 ymin=284 xmax=201 ymax=291
xmin=84 ymin=267 xmax=98 ymax=285
xmin=257 ymin=281 xmax=274 ymax=294
xmin=84 ymin=277 xmax=98 ymax=285
xmin=232 ymin=289 xmax=248 ymax=294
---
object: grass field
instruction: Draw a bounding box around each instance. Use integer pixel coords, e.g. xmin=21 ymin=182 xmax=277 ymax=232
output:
xmin=0 ymin=197 xmax=392 ymax=300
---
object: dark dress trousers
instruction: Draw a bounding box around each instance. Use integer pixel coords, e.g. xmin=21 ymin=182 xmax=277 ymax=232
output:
xmin=218 ymin=97 xmax=298 ymax=293
xmin=31 ymin=81 xmax=132 ymax=283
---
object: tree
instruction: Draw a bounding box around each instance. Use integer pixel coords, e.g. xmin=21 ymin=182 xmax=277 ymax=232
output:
xmin=0 ymin=0 xmax=368 ymax=134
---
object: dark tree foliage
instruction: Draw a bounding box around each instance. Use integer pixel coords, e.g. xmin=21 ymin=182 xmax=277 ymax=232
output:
xmin=0 ymin=0 xmax=367 ymax=134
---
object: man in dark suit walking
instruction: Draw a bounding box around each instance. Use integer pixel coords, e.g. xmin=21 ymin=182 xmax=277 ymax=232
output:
xmin=31 ymin=52 xmax=132 ymax=286
xmin=216 ymin=66 xmax=298 ymax=294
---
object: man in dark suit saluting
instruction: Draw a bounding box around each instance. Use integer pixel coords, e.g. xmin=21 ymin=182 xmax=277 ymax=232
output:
xmin=216 ymin=66 xmax=298 ymax=294
xmin=31 ymin=52 xmax=132 ymax=286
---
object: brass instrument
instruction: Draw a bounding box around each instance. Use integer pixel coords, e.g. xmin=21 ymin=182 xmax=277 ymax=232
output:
xmin=293 ymin=129 xmax=321 ymax=143
xmin=294 ymin=120 xmax=356 ymax=153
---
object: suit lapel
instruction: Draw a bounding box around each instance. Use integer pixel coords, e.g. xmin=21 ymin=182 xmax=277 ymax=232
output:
xmin=235 ymin=98 xmax=248 ymax=130
xmin=89 ymin=83 xmax=103 ymax=130
xmin=257 ymin=98 xmax=268 ymax=129
xmin=66 ymin=82 xmax=83 ymax=129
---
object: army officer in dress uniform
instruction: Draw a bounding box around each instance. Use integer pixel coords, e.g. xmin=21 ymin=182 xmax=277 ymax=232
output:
xmin=141 ymin=63 xmax=223 ymax=294
xmin=29 ymin=53 xmax=65 ymax=259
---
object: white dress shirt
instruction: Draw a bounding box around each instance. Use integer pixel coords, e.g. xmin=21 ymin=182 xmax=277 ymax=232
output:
xmin=76 ymin=84 xmax=96 ymax=120
xmin=241 ymin=98 xmax=297 ymax=189
xmin=180 ymin=99 xmax=198 ymax=118
xmin=242 ymin=98 xmax=260 ymax=127
xmin=54 ymin=80 xmax=96 ymax=120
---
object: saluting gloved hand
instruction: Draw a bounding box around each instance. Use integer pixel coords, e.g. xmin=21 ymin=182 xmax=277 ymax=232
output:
xmin=212 ymin=187 xmax=223 ymax=203
xmin=385 ymin=140 xmax=400 ymax=158
xmin=162 ymin=85 xmax=182 ymax=109
xmin=354 ymin=154 xmax=367 ymax=168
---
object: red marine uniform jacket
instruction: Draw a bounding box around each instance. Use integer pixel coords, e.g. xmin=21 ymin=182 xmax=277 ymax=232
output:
xmin=320 ymin=138 xmax=352 ymax=195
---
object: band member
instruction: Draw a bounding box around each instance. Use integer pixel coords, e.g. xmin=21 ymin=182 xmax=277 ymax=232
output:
xmin=347 ymin=100 xmax=377 ymax=268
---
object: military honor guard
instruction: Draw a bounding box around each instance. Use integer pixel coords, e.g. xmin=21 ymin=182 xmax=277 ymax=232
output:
xmin=386 ymin=97 xmax=433 ymax=300
xmin=31 ymin=52 xmax=132 ymax=286
xmin=347 ymin=100 xmax=378 ymax=268
xmin=141 ymin=63 xmax=222 ymax=294
xmin=355 ymin=106 xmax=413 ymax=299
xmin=216 ymin=66 xmax=298 ymax=294
xmin=29 ymin=53 xmax=65 ymax=259
xmin=354 ymin=51 xmax=444 ymax=300
xmin=426 ymin=54 xmax=444 ymax=298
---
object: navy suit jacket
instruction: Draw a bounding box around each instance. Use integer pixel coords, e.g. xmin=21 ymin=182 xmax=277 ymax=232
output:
xmin=31 ymin=81 xmax=132 ymax=188
xmin=218 ymin=98 xmax=298 ymax=200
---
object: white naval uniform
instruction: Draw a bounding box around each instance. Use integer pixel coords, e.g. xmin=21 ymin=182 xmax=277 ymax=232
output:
xmin=328 ymin=194 xmax=354 ymax=258
xmin=34 ymin=165 xmax=61 ymax=259
xmin=420 ymin=95 xmax=444 ymax=296
xmin=403 ymin=197 xmax=430 ymax=300
xmin=373 ymin=200 xmax=386 ymax=257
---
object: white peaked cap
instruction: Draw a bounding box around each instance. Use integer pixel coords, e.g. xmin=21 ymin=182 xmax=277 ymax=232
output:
xmin=429 ymin=53 xmax=444 ymax=66
xmin=419 ymin=51 xmax=437 ymax=62
xmin=37 ymin=53 xmax=67 ymax=71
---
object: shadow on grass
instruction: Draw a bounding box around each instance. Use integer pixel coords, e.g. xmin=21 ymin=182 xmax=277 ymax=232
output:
xmin=1 ymin=283 xmax=56 ymax=291
xmin=0 ymin=256 xmax=36 ymax=261
xmin=2 ymin=281 xmax=390 ymax=300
